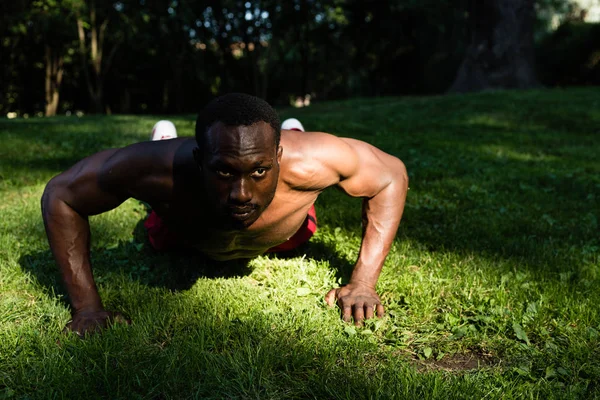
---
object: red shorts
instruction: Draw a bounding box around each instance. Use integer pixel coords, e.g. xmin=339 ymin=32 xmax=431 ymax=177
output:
xmin=144 ymin=205 xmax=318 ymax=253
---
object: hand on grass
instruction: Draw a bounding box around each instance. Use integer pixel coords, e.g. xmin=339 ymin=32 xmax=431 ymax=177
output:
xmin=325 ymin=283 xmax=384 ymax=325
xmin=64 ymin=309 xmax=130 ymax=338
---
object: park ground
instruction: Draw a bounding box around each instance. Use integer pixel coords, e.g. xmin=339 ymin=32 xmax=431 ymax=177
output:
xmin=0 ymin=88 xmax=599 ymax=399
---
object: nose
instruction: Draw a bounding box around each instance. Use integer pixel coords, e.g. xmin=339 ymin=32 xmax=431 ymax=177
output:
xmin=229 ymin=177 xmax=253 ymax=204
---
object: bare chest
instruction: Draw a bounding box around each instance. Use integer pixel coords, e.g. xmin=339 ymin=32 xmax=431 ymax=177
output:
xmin=151 ymin=193 xmax=317 ymax=260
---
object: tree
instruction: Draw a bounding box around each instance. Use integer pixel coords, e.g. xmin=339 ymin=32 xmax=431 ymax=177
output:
xmin=449 ymin=0 xmax=540 ymax=92
xmin=0 ymin=0 xmax=28 ymax=115
xmin=1 ymin=0 xmax=77 ymax=116
xmin=75 ymin=0 xmax=125 ymax=113
xmin=32 ymin=0 xmax=79 ymax=116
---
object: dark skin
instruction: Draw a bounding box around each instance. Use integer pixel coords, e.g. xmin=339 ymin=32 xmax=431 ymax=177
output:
xmin=42 ymin=121 xmax=408 ymax=336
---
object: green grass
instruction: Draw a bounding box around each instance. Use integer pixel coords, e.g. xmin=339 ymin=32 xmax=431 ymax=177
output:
xmin=1 ymin=87 xmax=599 ymax=399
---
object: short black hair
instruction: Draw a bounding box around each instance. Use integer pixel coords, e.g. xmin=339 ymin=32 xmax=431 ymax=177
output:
xmin=195 ymin=93 xmax=280 ymax=150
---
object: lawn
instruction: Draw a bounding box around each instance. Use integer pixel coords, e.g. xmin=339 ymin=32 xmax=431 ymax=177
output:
xmin=0 ymin=88 xmax=599 ymax=399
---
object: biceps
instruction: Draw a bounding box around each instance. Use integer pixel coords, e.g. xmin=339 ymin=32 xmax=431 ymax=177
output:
xmin=45 ymin=155 xmax=128 ymax=216
xmin=336 ymin=143 xmax=401 ymax=198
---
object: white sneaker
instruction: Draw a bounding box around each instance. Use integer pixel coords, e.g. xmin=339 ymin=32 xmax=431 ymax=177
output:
xmin=151 ymin=120 xmax=178 ymax=141
xmin=281 ymin=118 xmax=305 ymax=132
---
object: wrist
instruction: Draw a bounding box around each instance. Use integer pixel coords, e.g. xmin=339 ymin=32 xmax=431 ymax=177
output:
xmin=348 ymin=277 xmax=376 ymax=290
xmin=350 ymin=260 xmax=382 ymax=290
xmin=72 ymin=297 xmax=104 ymax=314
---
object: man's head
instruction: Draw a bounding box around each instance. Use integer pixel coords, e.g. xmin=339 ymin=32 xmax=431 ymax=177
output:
xmin=195 ymin=93 xmax=281 ymax=150
xmin=193 ymin=93 xmax=282 ymax=229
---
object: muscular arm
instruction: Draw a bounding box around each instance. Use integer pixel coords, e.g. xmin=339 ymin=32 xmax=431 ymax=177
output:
xmin=336 ymin=137 xmax=408 ymax=292
xmin=41 ymin=142 xmax=173 ymax=335
xmin=42 ymin=149 xmax=127 ymax=314
xmin=293 ymin=132 xmax=408 ymax=323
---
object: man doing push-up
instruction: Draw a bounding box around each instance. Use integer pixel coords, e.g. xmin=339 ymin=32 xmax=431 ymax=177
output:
xmin=42 ymin=93 xmax=408 ymax=336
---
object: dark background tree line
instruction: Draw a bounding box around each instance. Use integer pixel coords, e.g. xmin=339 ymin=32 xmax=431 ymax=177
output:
xmin=1 ymin=0 xmax=598 ymax=116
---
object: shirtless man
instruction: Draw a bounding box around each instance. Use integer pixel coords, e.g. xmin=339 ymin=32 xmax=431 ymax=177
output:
xmin=42 ymin=93 xmax=408 ymax=336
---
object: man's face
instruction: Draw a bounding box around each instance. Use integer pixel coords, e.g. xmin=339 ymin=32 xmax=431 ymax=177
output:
xmin=194 ymin=121 xmax=282 ymax=229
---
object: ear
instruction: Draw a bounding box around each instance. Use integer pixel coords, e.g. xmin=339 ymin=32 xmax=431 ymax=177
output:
xmin=192 ymin=147 xmax=203 ymax=170
xmin=276 ymin=145 xmax=283 ymax=163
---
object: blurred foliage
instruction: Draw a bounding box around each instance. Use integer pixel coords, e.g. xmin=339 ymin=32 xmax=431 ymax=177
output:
xmin=0 ymin=0 xmax=591 ymax=115
xmin=536 ymin=22 xmax=600 ymax=86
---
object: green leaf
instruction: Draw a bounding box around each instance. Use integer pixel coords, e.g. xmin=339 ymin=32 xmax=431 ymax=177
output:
xmin=512 ymin=322 xmax=530 ymax=345
xmin=344 ymin=326 xmax=356 ymax=336
xmin=423 ymin=347 xmax=432 ymax=359
xmin=372 ymin=318 xmax=385 ymax=332
xmin=525 ymin=302 xmax=538 ymax=315
xmin=514 ymin=366 xmax=530 ymax=377
xmin=449 ymin=326 xmax=467 ymax=340
xmin=446 ymin=313 xmax=460 ymax=326
xmin=296 ymin=288 xmax=311 ymax=296
xmin=545 ymin=366 xmax=556 ymax=379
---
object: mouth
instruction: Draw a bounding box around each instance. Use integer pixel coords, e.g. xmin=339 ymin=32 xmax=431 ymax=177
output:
xmin=228 ymin=207 xmax=257 ymax=221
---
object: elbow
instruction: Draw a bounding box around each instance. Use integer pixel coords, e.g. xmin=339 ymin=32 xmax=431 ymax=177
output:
xmin=41 ymin=176 xmax=58 ymax=217
xmin=392 ymin=157 xmax=409 ymax=191
xmin=41 ymin=174 xmax=67 ymax=217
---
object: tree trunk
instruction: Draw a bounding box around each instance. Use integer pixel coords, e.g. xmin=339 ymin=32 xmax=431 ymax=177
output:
xmin=449 ymin=0 xmax=539 ymax=93
xmin=44 ymin=45 xmax=64 ymax=117
xmin=76 ymin=1 xmax=118 ymax=114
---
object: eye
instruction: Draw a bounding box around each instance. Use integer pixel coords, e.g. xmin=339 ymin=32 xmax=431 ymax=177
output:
xmin=251 ymin=168 xmax=267 ymax=178
xmin=216 ymin=170 xmax=233 ymax=178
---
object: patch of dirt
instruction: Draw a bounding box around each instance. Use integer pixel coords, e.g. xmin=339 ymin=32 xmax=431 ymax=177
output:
xmin=413 ymin=351 xmax=499 ymax=372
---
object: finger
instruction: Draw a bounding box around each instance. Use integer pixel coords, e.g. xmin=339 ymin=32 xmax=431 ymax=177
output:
xmin=66 ymin=320 xmax=86 ymax=338
xmin=62 ymin=321 xmax=77 ymax=336
xmin=342 ymin=304 xmax=353 ymax=323
xmin=376 ymin=303 xmax=385 ymax=318
xmin=325 ymin=289 xmax=337 ymax=307
xmin=81 ymin=320 xmax=102 ymax=337
xmin=64 ymin=322 xmax=85 ymax=338
xmin=110 ymin=312 xmax=131 ymax=325
xmin=353 ymin=305 xmax=365 ymax=326
xmin=365 ymin=304 xmax=375 ymax=320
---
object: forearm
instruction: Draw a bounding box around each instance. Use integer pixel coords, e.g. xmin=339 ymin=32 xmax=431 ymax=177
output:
xmin=351 ymin=165 xmax=408 ymax=287
xmin=42 ymin=185 xmax=103 ymax=312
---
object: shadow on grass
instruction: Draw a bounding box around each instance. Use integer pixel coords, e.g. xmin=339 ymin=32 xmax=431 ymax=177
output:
xmin=14 ymin=231 xmax=425 ymax=399
xmin=19 ymin=217 xmax=356 ymax=311
xmin=397 ymin=135 xmax=599 ymax=274
xmin=1 ymin=291 xmax=432 ymax=399
xmin=19 ymin=219 xmax=249 ymax=305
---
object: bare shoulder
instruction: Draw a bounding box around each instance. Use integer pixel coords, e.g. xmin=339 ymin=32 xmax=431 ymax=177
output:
xmin=50 ymin=138 xmax=192 ymax=206
xmin=96 ymin=138 xmax=193 ymax=201
xmin=97 ymin=140 xmax=176 ymax=184
xmin=279 ymin=129 xmax=360 ymax=191
xmin=280 ymin=129 xmax=406 ymax=197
